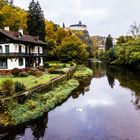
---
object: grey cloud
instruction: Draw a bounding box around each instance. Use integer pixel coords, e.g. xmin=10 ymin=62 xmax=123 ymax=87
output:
xmin=14 ymin=0 xmax=140 ymax=37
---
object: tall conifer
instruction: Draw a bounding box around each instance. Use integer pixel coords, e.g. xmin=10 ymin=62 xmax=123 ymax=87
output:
xmin=27 ymin=0 xmax=46 ymax=41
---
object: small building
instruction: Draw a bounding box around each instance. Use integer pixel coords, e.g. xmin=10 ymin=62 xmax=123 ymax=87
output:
xmin=69 ymin=21 xmax=87 ymax=31
xmin=0 ymin=27 xmax=47 ymax=72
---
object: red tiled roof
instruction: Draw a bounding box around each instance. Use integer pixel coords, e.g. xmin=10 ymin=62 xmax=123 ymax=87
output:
xmin=0 ymin=29 xmax=47 ymax=46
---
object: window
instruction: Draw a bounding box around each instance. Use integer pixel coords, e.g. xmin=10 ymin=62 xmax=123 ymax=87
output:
xmin=0 ymin=46 xmax=2 ymax=53
xmin=5 ymin=45 xmax=9 ymax=53
xmin=19 ymin=45 xmax=22 ymax=53
xmin=19 ymin=58 xmax=24 ymax=66
xmin=0 ymin=59 xmax=7 ymax=68
xmin=38 ymin=47 xmax=40 ymax=54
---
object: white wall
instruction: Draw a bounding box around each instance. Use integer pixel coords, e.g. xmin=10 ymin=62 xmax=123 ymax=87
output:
xmin=69 ymin=26 xmax=87 ymax=31
xmin=40 ymin=57 xmax=43 ymax=66
xmin=0 ymin=43 xmax=26 ymax=53
xmin=7 ymin=58 xmax=25 ymax=70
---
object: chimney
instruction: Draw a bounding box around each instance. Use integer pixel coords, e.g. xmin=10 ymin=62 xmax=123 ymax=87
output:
xmin=4 ymin=26 xmax=10 ymax=31
xmin=18 ymin=28 xmax=23 ymax=36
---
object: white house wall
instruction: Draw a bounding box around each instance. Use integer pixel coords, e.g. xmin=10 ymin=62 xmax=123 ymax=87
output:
xmin=7 ymin=58 xmax=25 ymax=70
xmin=40 ymin=57 xmax=43 ymax=66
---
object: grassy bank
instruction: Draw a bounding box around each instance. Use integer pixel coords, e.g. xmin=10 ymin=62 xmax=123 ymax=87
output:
xmin=0 ymin=79 xmax=79 ymax=126
xmin=74 ymin=65 xmax=93 ymax=81
xmin=0 ymin=74 xmax=60 ymax=90
xmin=0 ymin=64 xmax=93 ymax=127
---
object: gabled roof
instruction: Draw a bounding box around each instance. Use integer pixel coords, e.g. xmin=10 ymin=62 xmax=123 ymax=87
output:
xmin=0 ymin=29 xmax=47 ymax=46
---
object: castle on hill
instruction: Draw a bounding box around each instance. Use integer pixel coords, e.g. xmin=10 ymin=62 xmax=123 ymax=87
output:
xmin=69 ymin=21 xmax=87 ymax=31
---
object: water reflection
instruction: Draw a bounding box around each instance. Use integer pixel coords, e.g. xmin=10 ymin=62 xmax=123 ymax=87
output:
xmin=108 ymin=66 xmax=140 ymax=110
xmin=1 ymin=62 xmax=140 ymax=140
xmin=0 ymin=113 xmax=48 ymax=140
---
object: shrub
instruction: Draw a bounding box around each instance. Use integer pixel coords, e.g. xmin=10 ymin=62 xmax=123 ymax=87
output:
xmin=27 ymin=70 xmax=35 ymax=75
xmin=69 ymin=62 xmax=75 ymax=66
xmin=44 ymin=62 xmax=50 ymax=68
xmin=48 ymin=67 xmax=56 ymax=74
xmin=37 ymin=66 xmax=45 ymax=72
xmin=11 ymin=68 xmax=20 ymax=77
xmin=18 ymin=72 xmax=28 ymax=77
xmin=27 ymin=70 xmax=43 ymax=77
xmin=33 ymin=71 xmax=43 ymax=77
xmin=63 ymin=64 xmax=67 ymax=68
xmin=14 ymin=81 xmax=26 ymax=93
xmin=1 ymin=79 xmax=14 ymax=96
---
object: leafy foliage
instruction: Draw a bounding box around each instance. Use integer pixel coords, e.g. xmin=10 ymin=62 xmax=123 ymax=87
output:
xmin=7 ymin=79 xmax=79 ymax=125
xmin=74 ymin=65 xmax=93 ymax=81
xmin=57 ymin=34 xmax=89 ymax=63
xmin=0 ymin=79 xmax=14 ymax=95
xmin=14 ymin=81 xmax=26 ymax=93
xmin=0 ymin=0 xmax=27 ymax=31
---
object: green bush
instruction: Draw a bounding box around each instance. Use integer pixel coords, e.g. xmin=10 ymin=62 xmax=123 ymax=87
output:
xmin=18 ymin=72 xmax=28 ymax=77
xmin=44 ymin=62 xmax=50 ymax=68
xmin=7 ymin=79 xmax=79 ymax=125
xmin=48 ymin=67 xmax=56 ymax=74
xmin=62 ymin=63 xmax=67 ymax=68
xmin=27 ymin=70 xmax=43 ymax=77
xmin=14 ymin=81 xmax=26 ymax=93
xmin=11 ymin=68 xmax=20 ymax=77
xmin=33 ymin=71 xmax=43 ymax=77
xmin=1 ymin=79 xmax=14 ymax=96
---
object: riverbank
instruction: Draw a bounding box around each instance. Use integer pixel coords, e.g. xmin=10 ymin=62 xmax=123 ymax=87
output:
xmin=0 ymin=64 xmax=93 ymax=127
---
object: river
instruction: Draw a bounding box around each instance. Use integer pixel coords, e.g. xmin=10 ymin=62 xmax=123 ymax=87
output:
xmin=1 ymin=62 xmax=140 ymax=140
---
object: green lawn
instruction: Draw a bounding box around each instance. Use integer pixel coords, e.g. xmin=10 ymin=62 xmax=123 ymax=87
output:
xmin=0 ymin=74 xmax=60 ymax=90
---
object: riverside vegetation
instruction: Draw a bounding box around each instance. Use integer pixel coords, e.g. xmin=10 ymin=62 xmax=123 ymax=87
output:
xmin=0 ymin=64 xmax=93 ymax=127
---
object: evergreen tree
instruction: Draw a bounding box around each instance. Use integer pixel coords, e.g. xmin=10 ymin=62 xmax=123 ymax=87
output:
xmin=27 ymin=0 xmax=46 ymax=41
xmin=105 ymin=34 xmax=113 ymax=51
xmin=63 ymin=22 xmax=65 ymax=28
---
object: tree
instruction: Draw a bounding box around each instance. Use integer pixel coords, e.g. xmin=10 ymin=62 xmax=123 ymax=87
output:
xmin=62 ymin=22 xmax=65 ymax=28
xmin=57 ymin=34 xmax=89 ymax=63
xmin=0 ymin=1 xmax=27 ymax=31
xmin=129 ymin=22 xmax=140 ymax=38
xmin=116 ymin=35 xmax=134 ymax=45
xmin=27 ymin=0 xmax=46 ymax=41
xmin=105 ymin=34 xmax=113 ymax=51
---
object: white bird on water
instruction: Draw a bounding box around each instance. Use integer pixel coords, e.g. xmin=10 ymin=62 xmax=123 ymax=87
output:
xmin=76 ymin=108 xmax=83 ymax=112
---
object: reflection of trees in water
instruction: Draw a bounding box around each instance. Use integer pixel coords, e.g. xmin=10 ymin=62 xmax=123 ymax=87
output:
xmin=93 ymin=62 xmax=106 ymax=78
xmin=71 ymin=78 xmax=92 ymax=99
xmin=88 ymin=62 xmax=106 ymax=78
xmin=132 ymin=92 xmax=140 ymax=110
xmin=0 ymin=113 xmax=48 ymax=140
xmin=106 ymin=67 xmax=115 ymax=88
xmin=107 ymin=65 xmax=140 ymax=110
xmin=31 ymin=113 xmax=48 ymax=139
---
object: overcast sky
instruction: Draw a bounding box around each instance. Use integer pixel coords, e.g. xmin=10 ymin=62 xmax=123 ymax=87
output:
xmin=14 ymin=0 xmax=140 ymax=37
